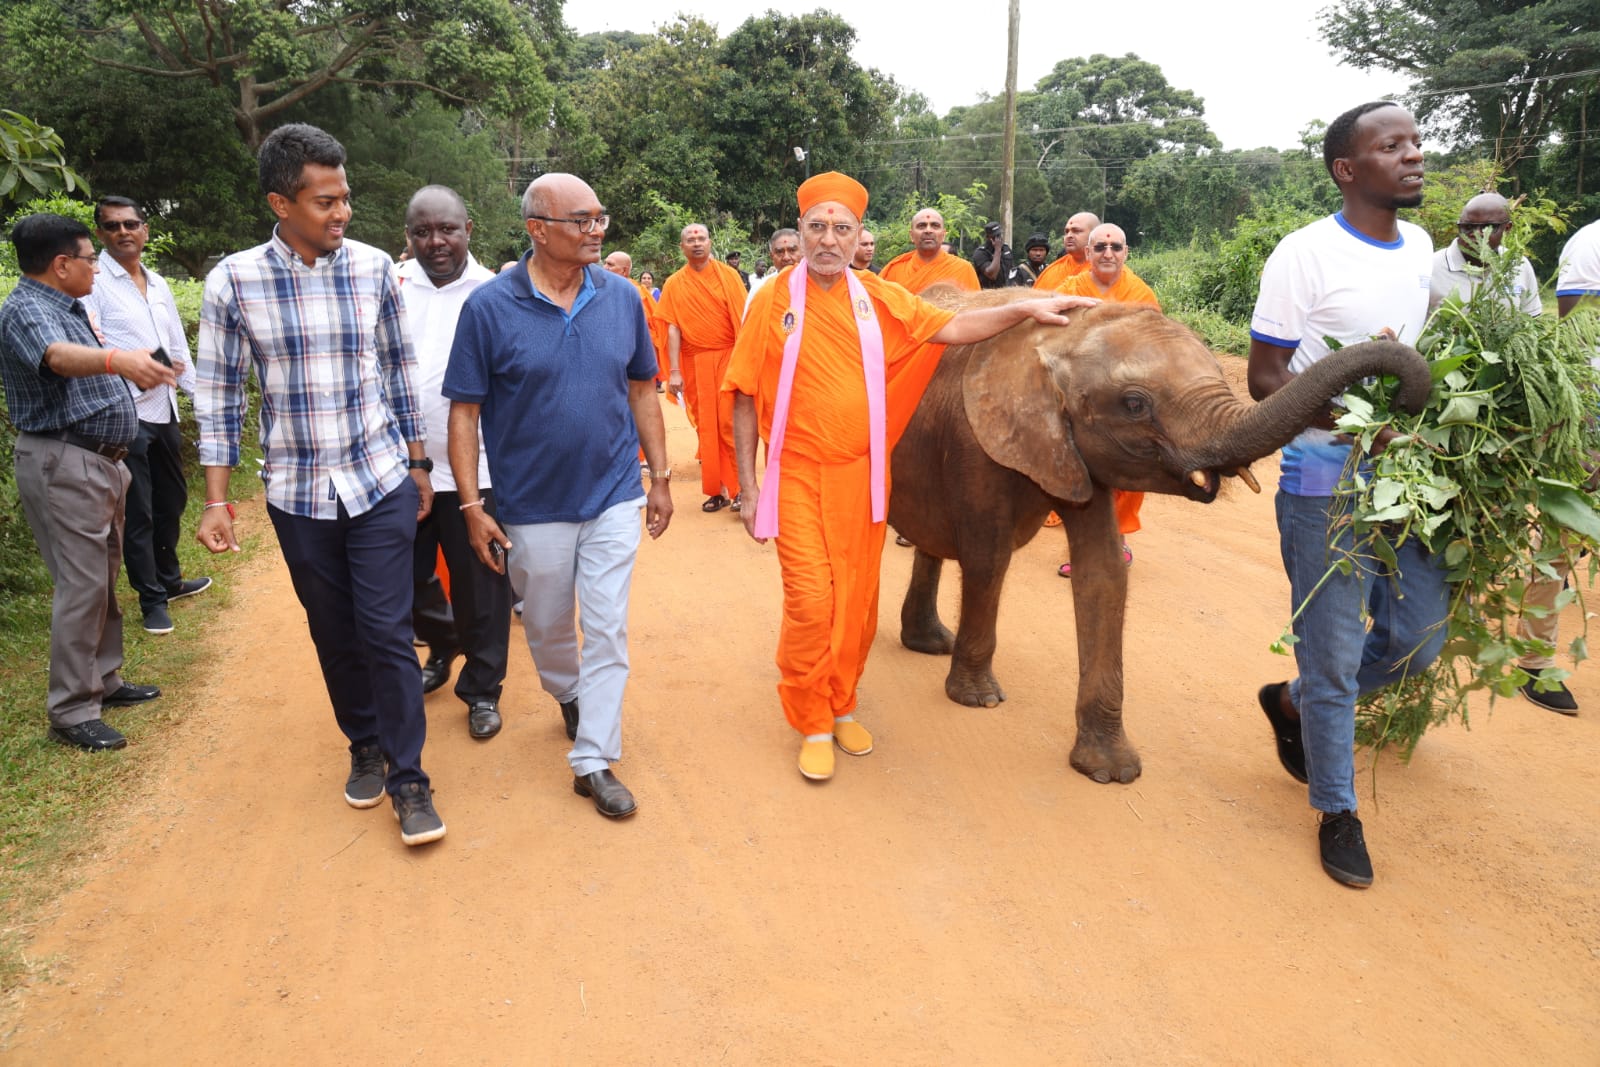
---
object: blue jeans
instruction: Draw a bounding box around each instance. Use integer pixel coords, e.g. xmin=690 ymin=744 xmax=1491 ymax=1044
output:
xmin=1276 ymin=491 xmax=1450 ymax=813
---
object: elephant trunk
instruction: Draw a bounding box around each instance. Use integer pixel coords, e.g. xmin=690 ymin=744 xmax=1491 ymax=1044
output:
xmin=1188 ymin=339 xmax=1431 ymax=472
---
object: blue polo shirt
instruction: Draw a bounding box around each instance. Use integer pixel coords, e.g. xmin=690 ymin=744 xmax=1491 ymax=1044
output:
xmin=443 ymin=255 xmax=657 ymax=524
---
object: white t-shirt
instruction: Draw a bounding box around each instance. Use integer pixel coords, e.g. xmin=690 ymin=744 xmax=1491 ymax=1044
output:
xmin=1429 ymin=240 xmax=1542 ymax=316
xmin=1250 ymin=212 xmax=1433 ymax=496
xmin=1556 ymin=219 xmax=1600 ymax=300
xmin=397 ymin=254 xmax=496 ymax=493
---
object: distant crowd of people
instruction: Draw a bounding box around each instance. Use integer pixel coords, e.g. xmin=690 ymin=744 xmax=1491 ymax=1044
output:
xmin=3 ymin=100 xmax=1598 ymax=888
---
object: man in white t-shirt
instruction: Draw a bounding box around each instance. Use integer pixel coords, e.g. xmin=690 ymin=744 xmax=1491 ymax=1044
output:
xmin=1247 ymin=102 xmax=1449 ymax=889
xmin=1428 ymin=193 xmax=1542 ymax=315
xmin=1555 ymin=218 xmax=1600 ymax=317
xmin=399 ymin=185 xmax=511 ymax=740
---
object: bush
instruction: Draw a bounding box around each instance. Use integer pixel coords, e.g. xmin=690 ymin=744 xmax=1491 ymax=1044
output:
xmin=1193 ymin=197 xmax=1322 ymax=324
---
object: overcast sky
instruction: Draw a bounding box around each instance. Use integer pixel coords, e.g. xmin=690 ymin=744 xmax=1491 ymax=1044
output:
xmin=568 ymin=1 xmax=1410 ymax=153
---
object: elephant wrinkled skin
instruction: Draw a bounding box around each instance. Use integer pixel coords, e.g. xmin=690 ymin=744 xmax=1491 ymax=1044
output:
xmin=887 ymin=296 xmax=1431 ymax=785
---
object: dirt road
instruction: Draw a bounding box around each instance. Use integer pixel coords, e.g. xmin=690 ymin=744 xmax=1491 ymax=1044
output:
xmin=3 ymin=395 xmax=1596 ymax=1064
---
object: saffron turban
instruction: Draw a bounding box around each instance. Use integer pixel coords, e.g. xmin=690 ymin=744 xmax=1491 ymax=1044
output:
xmin=797 ymin=172 xmax=868 ymax=221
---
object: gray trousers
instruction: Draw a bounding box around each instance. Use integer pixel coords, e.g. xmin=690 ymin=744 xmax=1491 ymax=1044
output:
xmin=506 ymin=497 xmax=643 ymax=777
xmin=14 ymin=433 xmax=131 ymax=727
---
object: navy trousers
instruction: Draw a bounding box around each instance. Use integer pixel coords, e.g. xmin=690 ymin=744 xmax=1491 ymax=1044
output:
xmin=123 ymin=419 xmax=187 ymax=614
xmin=411 ymin=488 xmax=512 ymax=706
xmin=269 ymin=479 xmax=429 ymax=793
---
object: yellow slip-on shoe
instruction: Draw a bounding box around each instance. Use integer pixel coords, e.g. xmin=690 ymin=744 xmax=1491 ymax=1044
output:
xmin=798 ymin=738 xmax=835 ymax=781
xmin=833 ymin=719 xmax=874 ymax=756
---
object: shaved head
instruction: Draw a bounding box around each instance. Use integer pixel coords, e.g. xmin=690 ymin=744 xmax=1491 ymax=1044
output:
xmin=604 ymin=250 xmax=632 ymax=276
xmin=1457 ymin=192 xmax=1513 ymax=265
xmin=1460 ymin=192 xmax=1509 ymax=221
xmin=1086 ymin=223 xmax=1129 ymax=286
xmin=1064 ymin=212 xmax=1100 ymax=261
xmin=910 ymin=209 xmax=946 ymax=257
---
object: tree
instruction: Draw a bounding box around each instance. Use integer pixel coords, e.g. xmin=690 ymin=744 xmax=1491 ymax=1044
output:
xmin=1320 ymin=0 xmax=1600 ymax=182
xmin=2 ymin=0 xmax=560 ymax=147
xmin=0 ymin=110 xmax=88 ymax=209
xmin=708 ymin=11 xmax=898 ymax=235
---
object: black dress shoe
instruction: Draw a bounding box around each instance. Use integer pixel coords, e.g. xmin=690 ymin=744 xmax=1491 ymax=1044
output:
xmin=421 ymin=650 xmax=459 ymax=694
xmin=103 ymin=683 xmax=161 ymax=707
xmin=467 ymin=699 xmax=502 ymax=740
xmin=560 ymin=698 xmax=580 ymax=742
xmin=573 ymin=769 xmax=636 ymax=818
xmin=50 ymin=719 xmax=128 ymax=751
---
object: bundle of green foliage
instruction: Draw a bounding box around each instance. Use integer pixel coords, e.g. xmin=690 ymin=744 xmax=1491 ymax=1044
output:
xmin=1280 ymin=227 xmax=1600 ymax=755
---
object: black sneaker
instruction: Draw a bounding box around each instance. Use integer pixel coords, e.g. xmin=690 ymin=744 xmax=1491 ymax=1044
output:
xmin=142 ymin=604 xmax=174 ymax=635
xmin=166 ymin=576 xmax=213 ymax=601
xmin=1318 ymin=810 xmax=1374 ymax=888
xmin=49 ymin=719 xmax=128 ymax=751
xmin=344 ymin=744 xmax=387 ymax=809
xmin=392 ymin=782 xmax=446 ymax=845
xmin=1257 ymin=682 xmax=1308 ymax=783
xmin=1519 ymin=678 xmax=1579 ymax=716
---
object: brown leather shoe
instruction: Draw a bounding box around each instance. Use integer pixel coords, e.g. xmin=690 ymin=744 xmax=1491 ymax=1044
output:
xmin=573 ymin=769 xmax=636 ymax=819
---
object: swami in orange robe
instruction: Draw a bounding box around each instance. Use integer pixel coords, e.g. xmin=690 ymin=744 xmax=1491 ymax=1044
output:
xmin=879 ymin=248 xmax=981 ymax=293
xmin=658 ymin=249 xmax=746 ymax=504
xmin=1062 ymin=263 xmax=1161 ymax=541
xmin=727 ymin=267 xmax=955 ymax=742
xmin=1034 ymin=252 xmax=1090 ymax=292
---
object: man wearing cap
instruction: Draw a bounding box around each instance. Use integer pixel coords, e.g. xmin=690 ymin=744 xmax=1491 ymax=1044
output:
xmin=879 ymin=209 xmax=981 ymax=293
xmin=726 ymin=172 xmax=1092 ymax=781
xmin=1011 ymin=233 xmax=1051 ymax=286
xmin=971 ymin=221 xmax=1014 ymax=290
xmin=1034 ymin=212 xmax=1099 ymax=291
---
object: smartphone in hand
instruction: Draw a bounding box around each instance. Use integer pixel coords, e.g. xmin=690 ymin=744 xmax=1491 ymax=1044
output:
xmin=150 ymin=346 xmax=173 ymax=368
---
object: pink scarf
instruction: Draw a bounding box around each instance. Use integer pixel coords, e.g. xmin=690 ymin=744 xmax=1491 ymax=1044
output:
xmin=753 ymin=261 xmax=887 ymax=539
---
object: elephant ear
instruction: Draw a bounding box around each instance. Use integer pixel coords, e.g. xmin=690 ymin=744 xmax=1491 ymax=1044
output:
xmin=961 ymin=336 xmax=1092 ymax=504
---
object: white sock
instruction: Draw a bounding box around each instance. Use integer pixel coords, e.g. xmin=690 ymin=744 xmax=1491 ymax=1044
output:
xmin=835 ymin=715 xmax=855 ymax=724
xmin=804 ymin=733 xmax=831 ymax=743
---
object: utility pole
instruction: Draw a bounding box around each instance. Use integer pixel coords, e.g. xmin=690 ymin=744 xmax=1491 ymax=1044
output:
xmin=1000 ymin=0 xmax=1019 ymax=250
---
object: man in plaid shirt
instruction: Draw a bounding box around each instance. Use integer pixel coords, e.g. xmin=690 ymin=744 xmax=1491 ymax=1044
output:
xmin=194 ymin=123 xmax=445 ymax=846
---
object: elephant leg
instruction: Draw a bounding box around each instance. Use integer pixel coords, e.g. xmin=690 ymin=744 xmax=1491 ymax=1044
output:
xmin=900 ymin=548 xmax=955 ymax=654
xmin=945 ymin=547 xmax=1010 ymax=708
xmin=1061 ymin=498 xmax=1142 ymax=783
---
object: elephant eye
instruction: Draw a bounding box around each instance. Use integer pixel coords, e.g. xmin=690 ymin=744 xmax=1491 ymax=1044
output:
xmin=1120 ymin=393 xmax=1149 ymax=418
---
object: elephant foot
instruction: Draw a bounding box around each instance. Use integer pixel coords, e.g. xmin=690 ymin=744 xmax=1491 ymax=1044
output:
xmin=901 ymin=620 xmax=956 ymax=655
xmin=1069 ymin=735 xmax=1142 ymax=784
xmin=945 ymin=667 xmax=1006 ymax=708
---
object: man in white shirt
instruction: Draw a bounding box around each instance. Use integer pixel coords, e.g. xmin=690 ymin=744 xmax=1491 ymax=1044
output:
xmin=83 ymin=196 xmax=210 ymax=636
xmin=1428 ymin=192 xmax=1541 ymax=315
xmin=398 ymin=185 xmax=511 ymax=740
xmin=744 ymin=228 xmax=801 ymax=312
xmin=1555 ymin=217 xmax=1600 ymax=317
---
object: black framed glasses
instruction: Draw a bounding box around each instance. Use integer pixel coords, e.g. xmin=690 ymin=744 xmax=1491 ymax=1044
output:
xmin=98 ymin=219 xmax=145 ymax=232
xmin=1092 ymin=241 xmax=1126 ymax=253
xmin=527 ymin=214 xmax=610 ymax=233
xmin=59 ymin=252 xmax=99 ymax=263
xmin=1458 ymin=221 xmax=1508 ymax=234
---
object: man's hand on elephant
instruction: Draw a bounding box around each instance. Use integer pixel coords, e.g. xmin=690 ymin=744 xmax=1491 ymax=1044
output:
xmin=1024 ymin=294 xmax=1099 ymax=326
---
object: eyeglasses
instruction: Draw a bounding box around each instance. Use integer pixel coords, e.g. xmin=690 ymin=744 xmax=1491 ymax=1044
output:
xmin=1091 ymin=242 xmax=1126 ymax=253
xmin=59 ymin=253 xmax=99 ymax=264
xmin=527 ymin=214 xmax=610 ymax=233
xmin=97 ymin=219 xmax=145 ymax=232
xmin=1458 ymin=222 xmax=1508 ymax=233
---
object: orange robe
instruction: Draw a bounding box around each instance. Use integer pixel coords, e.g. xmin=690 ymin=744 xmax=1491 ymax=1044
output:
xmin=725 ymin=268 xmax=957 ymax=736
xmin=1034 ymin=253 xmax=1090 ymax=292
xmin=658 ymin=260 xmax=747 ymax=497
xmin=878 ymin=250 xmax=981 ymax=293
xmin=637 ymin=283 xmax=667 ymax=380
xmin=1063 ymin=267 xmax=1161 ymax=534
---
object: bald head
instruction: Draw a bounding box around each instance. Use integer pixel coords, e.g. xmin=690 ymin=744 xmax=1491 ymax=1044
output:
xmin=910 ymin=209 xmax=946 ymax=257
xmin=680 ymin=223 xmax=711 ymax=267
xmin=853 ymin=228 xmax=876 ymax=269
xmin=520 ymin=173 xmax=606 ymax=269
xmin=1086 ymin=224 xmax=1129 ymax=286
xmin=1457 ymin=192 xmax=1512 ymax=265
xmin=1063 ymin=212 xmax=1100 ymax=262
xmin=406 ymin=184 xmax=472 ymax=286
xmin=604 ymin=250 xmax=632 ymax=276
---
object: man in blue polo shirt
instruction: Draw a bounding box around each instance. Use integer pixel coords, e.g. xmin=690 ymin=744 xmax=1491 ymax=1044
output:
xmin=444 ymin=172 xmax=673 ymax=820
xmin=1248 ymin=101 xmax=1447 ymax=889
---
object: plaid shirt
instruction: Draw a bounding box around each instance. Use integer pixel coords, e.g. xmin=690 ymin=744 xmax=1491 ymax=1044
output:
xmin=196 ymin=231 xmax=422 ymax=519
xmin=81 ymin=250 xmax=195 ymax=423
xmin=0 ymin=276 xmax=137 ymax=444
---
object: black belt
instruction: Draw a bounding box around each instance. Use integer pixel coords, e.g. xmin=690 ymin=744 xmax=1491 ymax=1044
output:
xmin=36 ymin=429 xmax=130 ymax=463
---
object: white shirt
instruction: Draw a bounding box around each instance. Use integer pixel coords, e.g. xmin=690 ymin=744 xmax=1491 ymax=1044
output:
xmin=1556 ymin=219 xmax=1600 ymax=300
xmin=82 ymin=250 xmax=195 ymax=423
xmin=397 ymin=254 xmax=495 ymax=492
xmin=1429 ymin=240 xmax=1542 ymax=316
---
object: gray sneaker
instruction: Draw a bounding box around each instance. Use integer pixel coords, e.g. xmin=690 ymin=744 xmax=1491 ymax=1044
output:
xmin=392 ymin=782 xmax=446 ymax=845
xmin=344 ymin=744 xmax=387 ymax=809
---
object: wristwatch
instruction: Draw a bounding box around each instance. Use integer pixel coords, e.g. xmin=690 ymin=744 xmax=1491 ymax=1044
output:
xmin=407 ymin=457 xmax=434 ymax=473
xmin=649 ymin=469 xmax=672 ymax=481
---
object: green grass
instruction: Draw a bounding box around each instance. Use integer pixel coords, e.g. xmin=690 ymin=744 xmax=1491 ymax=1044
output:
xmin=0 ymin=426 xmax=263 ymax=996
